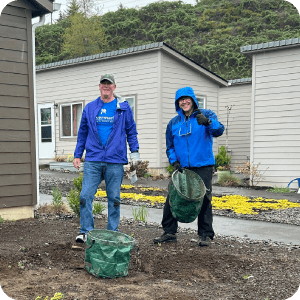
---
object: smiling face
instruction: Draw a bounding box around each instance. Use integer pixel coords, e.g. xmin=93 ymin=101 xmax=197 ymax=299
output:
xmin=178 ymin=97 xmax=194 ymax=116
xmin=99 ymin=80 xmax=116 ymax=103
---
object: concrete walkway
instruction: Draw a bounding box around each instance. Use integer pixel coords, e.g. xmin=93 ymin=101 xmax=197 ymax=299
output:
xmin=39 ymin=192 xmax=300 ymax=246
xmin=39 ymin=170 xmax=300 ymax=202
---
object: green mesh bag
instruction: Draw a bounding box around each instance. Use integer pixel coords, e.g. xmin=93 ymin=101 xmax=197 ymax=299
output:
xmin=169 ymin=169 xmax=206 ymax=223
xmin=85 ymin=229 xmax=135 ymax=279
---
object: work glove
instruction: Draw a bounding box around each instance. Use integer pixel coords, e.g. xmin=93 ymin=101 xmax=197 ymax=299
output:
xmin=196 ymin=109 xmax=211 ymax=126
xmin=130 ymin=150 xmax=140 ymax=167
xmin=172 ymin=161 xmax=183 ymax=173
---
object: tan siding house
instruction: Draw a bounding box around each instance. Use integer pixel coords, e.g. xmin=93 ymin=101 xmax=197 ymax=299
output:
xmin=241 ymin=38 xmax=300 ymax=189
xmin=218 ymin=79 xmax=252 ymax=167
xmin=0 ymin=0 xmax=53 ymax=220
xmin=36 ymin=43 xmax=228 ymax=174
xmin=36 ymin=37 xmax=300 ymax=189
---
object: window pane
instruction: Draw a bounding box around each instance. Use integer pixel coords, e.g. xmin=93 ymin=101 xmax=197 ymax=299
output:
xmin=197 ymin=98 xmax=205 ymax=109
xmin=41 ymin=126 xmax=52 ymax=142
xmin=125 ymin=97 xmax=135 ymax=117
xmin=73 ymin=104 xmax=82 ymax=136
xmin=62 ymin=106 xmax=71 ymax=136
xmin=41 ymin=108 xmax=51 ymax=125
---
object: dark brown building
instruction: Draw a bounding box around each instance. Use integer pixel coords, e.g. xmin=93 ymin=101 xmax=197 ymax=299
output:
xmin=0 ymin=0 xmax=53 ymax=220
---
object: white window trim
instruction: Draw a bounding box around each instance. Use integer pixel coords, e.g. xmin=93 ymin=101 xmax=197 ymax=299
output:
xmin=196 ymin=96 xmax=206 ymax=109
xmin=60 ymin=102 xmax=83 ymax=139
xmin=124 ymin=96 xmax=136 ymax=119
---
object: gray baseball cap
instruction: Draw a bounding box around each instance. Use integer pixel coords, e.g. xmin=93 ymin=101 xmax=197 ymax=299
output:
xmin=100 ymin=74 xmax=116 ymax=85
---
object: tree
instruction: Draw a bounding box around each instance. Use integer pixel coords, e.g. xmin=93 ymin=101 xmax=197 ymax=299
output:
xmin=36 ymin=0 xmax=300 ymax=77
xmin=62 ymin=13 xmax=107 ymax=57
xmin=35 ymin=22 xmax=70 ymax=65
xmin=65 ymin=0 xmax=80 ymax=17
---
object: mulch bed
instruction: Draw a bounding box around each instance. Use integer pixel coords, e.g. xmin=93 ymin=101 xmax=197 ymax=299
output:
xmin=0 ymin=211 xmax=299 ymax=300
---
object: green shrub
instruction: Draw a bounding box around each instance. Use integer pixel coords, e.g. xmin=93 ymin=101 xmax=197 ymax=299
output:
xmin=93 ymin=201 xmax=106 ymax=215
xmin=67 ymin=173 xmax=106 ymax=216
xmin=73 ymin=172 xmax=83 ymax=191
xmin=217 ymin=173 xmax=241 ymax=187
xmin=266 ymin=186 xmax=291 ymax=193
xmin=0 ymin=215 xmax=5 ymax=223
xmin=52 ymin=187 xmax=63 ymax=209
xmin=167 ymin=163 xmax=174 ymax=175
xmin=144 ymin=172 xmax=152 ymax=178
xmin=67 ymin=173 xmax=83 ymax=217
xmin=215 ymin=145 xmax=231 ymax=170
xmin=67 ymin=188 xmax=80 ymax=217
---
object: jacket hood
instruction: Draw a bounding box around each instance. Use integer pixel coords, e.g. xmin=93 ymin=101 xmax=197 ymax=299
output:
xmin=175 ymin=86 xmax=199 ymax=113
xmin=113 ymin=93 xmax=126 ymax=109
xmin=97 ymin=94 xmax=126 ymax=110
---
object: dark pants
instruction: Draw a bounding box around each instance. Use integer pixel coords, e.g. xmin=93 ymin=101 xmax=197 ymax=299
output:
xmin=161 ymin=166 xmax=214 ymax=239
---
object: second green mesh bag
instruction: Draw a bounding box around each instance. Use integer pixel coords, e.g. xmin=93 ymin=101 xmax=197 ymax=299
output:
xmin=169 ymin=169 xmax=206 ymax=223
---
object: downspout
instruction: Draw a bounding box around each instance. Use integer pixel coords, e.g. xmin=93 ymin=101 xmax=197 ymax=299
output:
xmin=32 ymin=15 xmax=45 ymax=207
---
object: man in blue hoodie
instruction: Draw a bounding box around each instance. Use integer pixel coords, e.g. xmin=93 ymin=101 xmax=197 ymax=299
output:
xmin=73 ymin=74 xmax=139 ymax=243
xmin=154 ymin=86 xmax=224 ymax=246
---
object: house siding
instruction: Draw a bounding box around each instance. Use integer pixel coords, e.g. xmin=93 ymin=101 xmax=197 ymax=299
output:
xmin=161 ymin=52 xmax=222 ymax=167
xmin=252 ymin=46 xmax=300 ymax=188
xmin=36 ymin=51 xmax=160 ymax=167
xmin=218 ymin=83 xmax=252 ymax=167
xmin=0 ymin=3 xmax=37 ymax=209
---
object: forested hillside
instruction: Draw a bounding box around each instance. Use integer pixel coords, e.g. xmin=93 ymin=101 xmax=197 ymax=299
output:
xmin=35 ymin=0 xmax=300 ymax=79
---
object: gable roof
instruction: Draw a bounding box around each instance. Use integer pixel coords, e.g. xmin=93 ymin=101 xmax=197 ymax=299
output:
xmin=36 ymin=42 xmax=228 ymax=86
xmin=240 ymin=37 xmax=300 ymax=55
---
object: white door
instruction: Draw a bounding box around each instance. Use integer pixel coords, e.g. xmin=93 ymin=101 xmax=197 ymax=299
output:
xmin=38 ymin=103 xmax=55 ymax=159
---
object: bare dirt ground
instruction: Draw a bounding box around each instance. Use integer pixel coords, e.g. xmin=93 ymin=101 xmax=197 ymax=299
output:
xmin=1 ymin=209 xmax=300 ymax=300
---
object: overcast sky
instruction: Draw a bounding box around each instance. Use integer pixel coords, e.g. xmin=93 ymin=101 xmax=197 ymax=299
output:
xmin=38 ymin=0 xmax=198 ymax=24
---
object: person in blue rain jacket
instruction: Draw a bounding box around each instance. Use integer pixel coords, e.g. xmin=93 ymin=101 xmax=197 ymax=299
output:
xmin=73 ymin=74 xmax=139 ymax=243
xmin=154 ymin=86 xmax=225 ymax=246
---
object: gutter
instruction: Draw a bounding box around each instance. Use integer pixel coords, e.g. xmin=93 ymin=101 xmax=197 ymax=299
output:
xmin=32 ymin=15 xmax=45 ymax=208
xmin=32 ymin=3 xmax=61 ymax=208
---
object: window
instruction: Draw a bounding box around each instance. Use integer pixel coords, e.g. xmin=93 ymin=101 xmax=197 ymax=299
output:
xmin=197 ymin=96 xmax=206 ymax=109
xmin=124 ymin=96 xmax=135 ymax=118
xmin=40 ymin=107 xmax=52 ymax=142
xmin=61 ymin=103 xmax=83 ymax=138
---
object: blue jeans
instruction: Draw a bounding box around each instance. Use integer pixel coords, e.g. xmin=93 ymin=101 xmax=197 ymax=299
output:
xmin=79 ymin=161 xmax=124 ymax=233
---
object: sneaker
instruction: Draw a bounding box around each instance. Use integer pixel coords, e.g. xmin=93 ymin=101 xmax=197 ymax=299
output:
xmin=153 ymin=233 xmax=177 ymax=244
xmin=198 ymin=234 xmax=211 ymax=247
xmin=76 ymin=233 xmax=87 ymax=243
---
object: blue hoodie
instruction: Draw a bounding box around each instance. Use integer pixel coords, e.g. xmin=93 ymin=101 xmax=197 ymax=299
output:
xmin=166 ymin=86 xmax=224 ymax=168
xmin=74 ymin=96 xmax=139 ymax=164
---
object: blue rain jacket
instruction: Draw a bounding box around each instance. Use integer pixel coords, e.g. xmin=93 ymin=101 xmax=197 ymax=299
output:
xmin=166 ymin=87 xmax=224 ymax=168
xmin=74 ymin=96 xmax=139 ymax=164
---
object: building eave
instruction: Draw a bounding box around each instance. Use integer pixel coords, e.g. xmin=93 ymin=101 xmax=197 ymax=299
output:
xmin=25 ymin=0 xmax=54 ymax=17
xmin=36 ymin=42 xmax=228 ymax=87
xmin=241 ymin=37 xmax=300 ymax=56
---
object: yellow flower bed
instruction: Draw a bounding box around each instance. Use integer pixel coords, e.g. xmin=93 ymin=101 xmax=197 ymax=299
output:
xmin=121 ymin=184 xmax=162 ymax=192
xmin=95 ymin=188 xmax=300 ymax=214
xmin=95 ymin=189 xmax=166 ymax=206
xmin=140 ymin=187 xmax=162 ymax=192
xmin=35 ymin=292 xmax=64 ymax=300
xmin=212 ymin=195 xmax=300 ymax=215
xmin=121 ymin=184 xmax=134 ymax=189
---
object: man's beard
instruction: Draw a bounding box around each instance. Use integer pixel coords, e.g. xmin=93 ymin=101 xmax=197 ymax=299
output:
xmin=103 ymin=94 xmax=108 ymax=99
